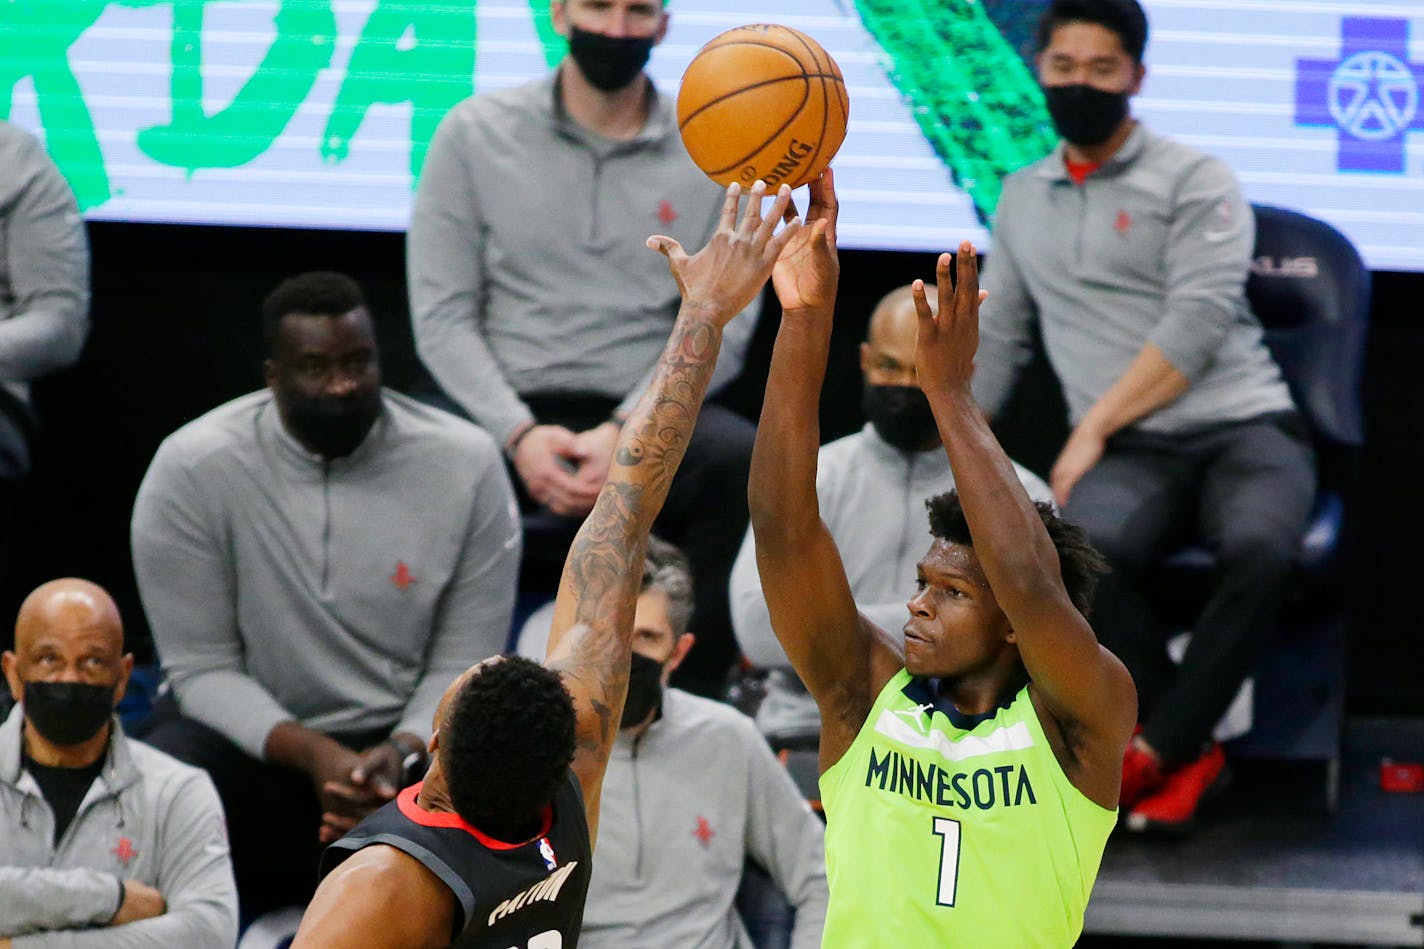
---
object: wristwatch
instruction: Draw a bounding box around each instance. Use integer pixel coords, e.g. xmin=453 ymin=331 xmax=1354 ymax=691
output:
xmin=387 ymin=735 xmax=429 ymax=787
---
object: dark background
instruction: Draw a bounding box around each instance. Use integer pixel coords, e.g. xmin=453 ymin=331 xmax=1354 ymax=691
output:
xmin=5 ymin=221 xmax=1421 ymax=715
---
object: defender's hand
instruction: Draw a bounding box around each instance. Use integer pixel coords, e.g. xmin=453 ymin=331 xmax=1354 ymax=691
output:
xmin=913 ymin=242 xmax=988 ymax=397
xmin=772 ymin=168 xmax=840 ymax=315
xmin=648 ymin=181 xmax=801 ymax=326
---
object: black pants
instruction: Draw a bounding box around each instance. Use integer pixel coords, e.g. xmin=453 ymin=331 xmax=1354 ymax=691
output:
xmin=1063 ymin=412 xmax=1316 ymax=766
xmin=136 ymin=695 xmax=389 ymax=917
xmin=521 ymin=392 xmax=755 ymax=697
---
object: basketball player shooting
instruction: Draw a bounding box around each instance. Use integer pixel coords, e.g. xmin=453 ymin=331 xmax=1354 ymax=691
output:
xmin=750 ymin=169 xmax=1136 ymax=947
xmin=289 ymin=181 xmax=801 ymax=949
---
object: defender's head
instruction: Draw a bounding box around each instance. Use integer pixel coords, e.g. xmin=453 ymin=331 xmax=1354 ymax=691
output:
xmin=3 ymin=579 xmax=131 ymax=752
xmin=433 ymin=655 xmax=577 ymax=842
xmin=903 ymin=491 xmax=1106 ymax=680
xmin=1035 ymin=0 xmax=1147 ymax=147
xmin=622 ymin=537 xmax=696 ymax=731
xmin=262 ymin=272 xmax=383 ymax=460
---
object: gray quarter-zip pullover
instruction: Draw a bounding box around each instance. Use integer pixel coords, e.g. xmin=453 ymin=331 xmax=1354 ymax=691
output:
xmin=408 ymin=70 xmax=760 ymax=445
xmin=0 ymin=708 xmax=236 ymax=947
xmin=0 ymin=121 xmax=89 ymax=403
xmin=579 ymin=688 xmax=827 ymax=949
xmin=131 ymin=389 xmax=520 ymax=758
xmin=974 ymin=123 xmax=1294 ymax=432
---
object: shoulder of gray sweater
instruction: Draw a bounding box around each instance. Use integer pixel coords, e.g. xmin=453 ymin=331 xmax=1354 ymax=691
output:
xmin=664 ymin=688 xmax=763 ymax=744
xmin=381 ymin=389 xmax=502 ymax=464
xmin=0 ymin=121 xmax=48 ymax=198
xmin=154 ymin=390 xmax=274 ymax=469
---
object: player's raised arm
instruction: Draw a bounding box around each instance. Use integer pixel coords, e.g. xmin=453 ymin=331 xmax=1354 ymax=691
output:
xmin=913 ymin=245 xmax=1137 ymax=805
xmin=750 ymin=170 xmax=904 ymax=774
xmin=545 ymin=182 xmax=800 ymax=842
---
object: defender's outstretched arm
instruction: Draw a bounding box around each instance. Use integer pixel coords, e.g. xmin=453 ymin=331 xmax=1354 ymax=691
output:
xmin=914 ymin=246 xmax=1136 ymax=808
xmin=545 ymin=182 xmax=800 ymax=842
xmin=750 ymin=170 xmax=904 ymax=774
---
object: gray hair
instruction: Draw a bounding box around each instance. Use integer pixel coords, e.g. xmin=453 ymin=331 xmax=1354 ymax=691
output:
xmin=641 ymin=536 xmax=694 ymax=635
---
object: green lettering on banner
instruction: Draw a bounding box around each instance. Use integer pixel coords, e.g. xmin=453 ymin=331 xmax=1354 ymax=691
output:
xmin=322 ymin=0 xmax=476 ymax=181
xmin=139 ymin=0 xmax=337 ymax=172
xmin=0 ymin=0 xmax=131 ymax=209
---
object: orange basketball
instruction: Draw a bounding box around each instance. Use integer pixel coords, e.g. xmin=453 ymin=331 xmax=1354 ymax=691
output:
xmin=677 ymin=24 xmax=849 ymax=193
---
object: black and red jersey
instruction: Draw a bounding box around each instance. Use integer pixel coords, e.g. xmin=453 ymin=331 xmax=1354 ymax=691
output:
xmin=320 ymin=774 xmax=591 ymax=948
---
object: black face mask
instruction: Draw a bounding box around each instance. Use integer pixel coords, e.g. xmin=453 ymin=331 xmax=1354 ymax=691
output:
xmin=862 ymin=385 xmax=940 ymax=452
xmin=282 ymin=389 xmax=382 ymax=460
xmin=620 ymin=651 xmax=666 ymax=729
xmin=568 ymin=27 xmax=653 ymax=92
xmin=1042 ymin=84 xmax=1130 ymax=147
xmin=23 ymin=681 xmax=116 ymax=747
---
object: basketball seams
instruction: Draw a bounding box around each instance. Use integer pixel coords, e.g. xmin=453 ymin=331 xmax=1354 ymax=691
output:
xmin=705 ymin=80 xmax=814 ymax=176
xmin=679 ymin=24 xmax=847 ymax=187
xmin=679 ymin=74 xmax=810 ymax=130
xmin=774 ymin=25 xmax=831 ymax=187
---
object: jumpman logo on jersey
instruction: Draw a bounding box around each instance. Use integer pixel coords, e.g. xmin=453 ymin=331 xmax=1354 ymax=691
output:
xmin=893 ymin=702 xmax=935 ymax=735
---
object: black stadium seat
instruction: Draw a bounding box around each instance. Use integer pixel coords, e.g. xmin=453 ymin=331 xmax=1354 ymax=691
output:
xmin=1155 ymin=204 xmax=1370 ymax=810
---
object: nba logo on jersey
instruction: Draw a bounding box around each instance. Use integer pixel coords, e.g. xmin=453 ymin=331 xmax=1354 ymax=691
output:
xmin=538 ymin=837 xmax=557 ymax=871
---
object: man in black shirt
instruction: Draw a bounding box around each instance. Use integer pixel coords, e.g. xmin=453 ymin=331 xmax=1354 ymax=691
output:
xmin=291 ymin=182 xmax=803 ymax=948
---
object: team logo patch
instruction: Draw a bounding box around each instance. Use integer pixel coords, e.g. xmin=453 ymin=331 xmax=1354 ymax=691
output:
xmin=113 ymin=836 xmax=138 ymax=867
xmin=390 ymin=560 xmax=416 ymax=591
xmin=693 ymin=816 xmax=715 ymax=849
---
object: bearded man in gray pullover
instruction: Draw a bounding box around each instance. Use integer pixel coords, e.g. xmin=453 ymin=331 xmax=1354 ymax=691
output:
xmin=131 ymin=272 xmax=520 ymax=915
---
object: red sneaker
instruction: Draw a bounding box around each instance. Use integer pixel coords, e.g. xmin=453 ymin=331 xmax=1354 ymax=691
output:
xmin=1120 ymin=737 xmax=1164 ymax=810
xmin=1125 ymin=743 xmax=1230 ymax=834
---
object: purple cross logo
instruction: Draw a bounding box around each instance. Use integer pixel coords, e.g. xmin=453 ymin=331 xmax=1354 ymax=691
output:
xmin=1296 ymin=17 xmax=1424 ymax=173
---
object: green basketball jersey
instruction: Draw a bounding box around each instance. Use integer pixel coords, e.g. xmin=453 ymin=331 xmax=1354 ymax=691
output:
xmin=819 ymin=669 xmax=1116 ymax=948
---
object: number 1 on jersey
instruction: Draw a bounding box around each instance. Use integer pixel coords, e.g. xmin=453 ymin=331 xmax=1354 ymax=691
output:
xmin=932 ymin=817 xmax=961 ymax=907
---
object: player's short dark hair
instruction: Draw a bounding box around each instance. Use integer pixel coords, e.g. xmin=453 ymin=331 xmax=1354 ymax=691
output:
xmin=925 ymin=490 xmax=1108 ymax=618
xmin=260 ymin=271 xmax=367 ymax=354
xmin=641 ymin=536 xmax=693 ymax=636
xmin=441 ymin=655 xmax=577 ymax=841
xmin=1036 ymin=0 xmax=1149 ymax=64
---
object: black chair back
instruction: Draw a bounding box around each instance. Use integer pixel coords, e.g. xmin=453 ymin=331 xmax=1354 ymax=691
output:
xmin=1245 ymin=204 xmax=1370 ymax=450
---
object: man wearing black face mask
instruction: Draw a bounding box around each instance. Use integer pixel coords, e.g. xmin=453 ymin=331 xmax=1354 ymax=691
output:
xmin=730 ymin=285 xmax=1050 ymax=743
xmin=409 ymin=0 xmax=761 ymax=698
xmin=974 ymin=0 xmax=1313 ymax=834
xmin=131 ymin=271 xmax=521 ymax=918
xmin=572 ymin=538 xmax=828 ymax=949
xmin=0 ymin=578 xmax=236 ymax=947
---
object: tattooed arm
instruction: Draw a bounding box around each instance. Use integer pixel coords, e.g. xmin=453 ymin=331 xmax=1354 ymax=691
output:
xmin=544 ymin=182 xmax=801 ymax=844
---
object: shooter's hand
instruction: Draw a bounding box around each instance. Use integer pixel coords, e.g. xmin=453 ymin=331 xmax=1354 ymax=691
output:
xmin=912 ymin=242 xmax=989 ymax=397
xmin=772 ymin=168 xmax=840 ymax=315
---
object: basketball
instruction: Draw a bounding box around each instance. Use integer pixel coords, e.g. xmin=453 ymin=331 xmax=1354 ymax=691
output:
xmin=677 ymin=24 xmax=849 ymax=193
